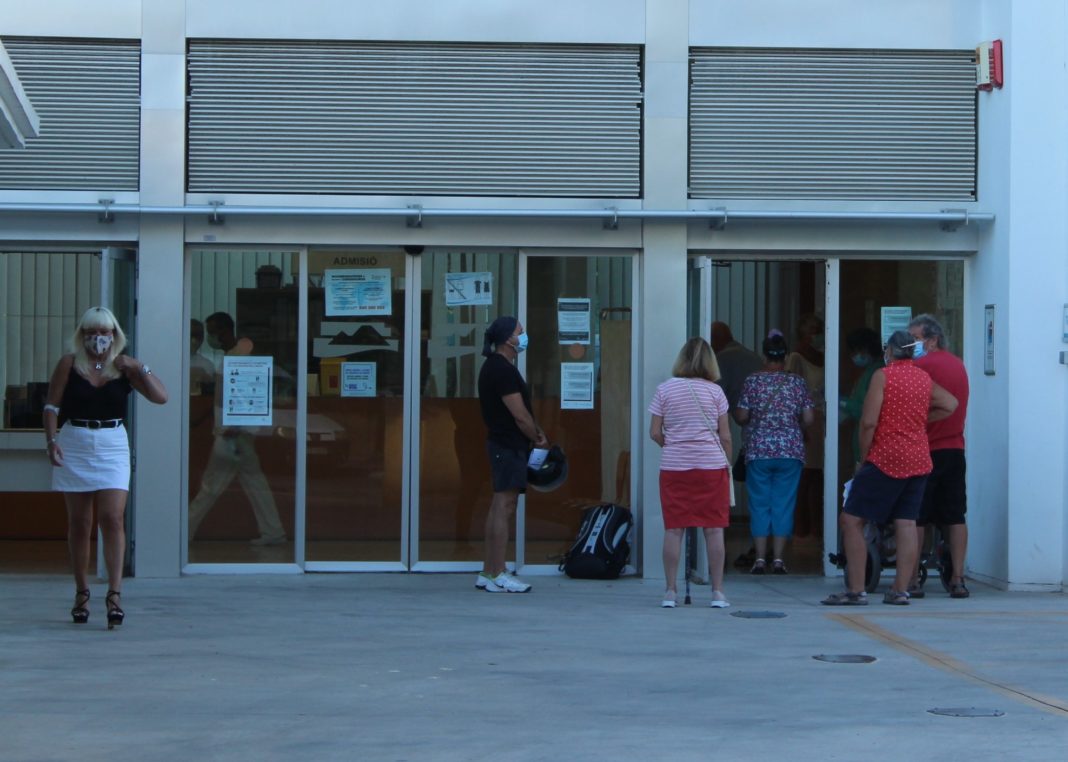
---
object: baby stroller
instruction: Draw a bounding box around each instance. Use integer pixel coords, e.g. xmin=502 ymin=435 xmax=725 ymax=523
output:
xmin=828 ymin=480 xmax=952 ymax=594
xmin=829 ymin=523 xmax=954 ymax=593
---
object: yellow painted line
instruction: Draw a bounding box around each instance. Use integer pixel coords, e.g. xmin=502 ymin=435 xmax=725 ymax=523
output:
xmin=828 ymin=613 xmax=1068 ymax=718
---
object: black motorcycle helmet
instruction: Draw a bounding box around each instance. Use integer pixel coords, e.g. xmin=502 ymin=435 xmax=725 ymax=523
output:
xmin=527 ymin=444 xmax=568 ymax=492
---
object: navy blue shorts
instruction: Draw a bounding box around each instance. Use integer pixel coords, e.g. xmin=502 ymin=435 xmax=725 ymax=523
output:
xmin=486 ymin=441 xmax=527 ymax=494
xmin=917 ymin=449 xmax=967 ymax=527
xmin=844 ymin=462 xmax=927 ymax=524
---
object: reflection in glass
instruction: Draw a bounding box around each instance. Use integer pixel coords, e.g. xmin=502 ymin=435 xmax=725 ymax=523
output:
xmin=418 ymin=250 xmax=518 ymax=562
xmin=305 ymin=250 xmax=406 ymax=562
xmin=523 ymin=256 xmax=633 ymax=566
xmin=187 ymin=250 xmax=297 ymax=563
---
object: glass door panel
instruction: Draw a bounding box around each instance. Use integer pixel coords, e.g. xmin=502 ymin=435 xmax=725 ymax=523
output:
xmin=523 ymin=255 xmax=633 ymax=567
xmin=417 ymin=249 xmax=518 ymax=563
xmin=186 ymin=249 xmax=298 ymax=564
xmin=305 ymin=250 xmax=407 ymax=563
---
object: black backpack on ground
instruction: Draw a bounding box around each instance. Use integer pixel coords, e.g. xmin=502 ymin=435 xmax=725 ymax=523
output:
xmin=559 ymin=503 xmax=633 ymax=579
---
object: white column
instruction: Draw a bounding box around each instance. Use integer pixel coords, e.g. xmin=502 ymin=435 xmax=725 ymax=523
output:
xmin=639 ymin=0 xmax=689 ymax=579
xmin=132 ymin=1 xmax=186 ymax=577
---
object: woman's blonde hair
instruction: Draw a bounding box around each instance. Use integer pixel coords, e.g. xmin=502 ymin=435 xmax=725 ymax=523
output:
xmin=71 ymin=306 xmax=127 ymax=380
xmin=671 ymin=337 xmax=721 ymax=382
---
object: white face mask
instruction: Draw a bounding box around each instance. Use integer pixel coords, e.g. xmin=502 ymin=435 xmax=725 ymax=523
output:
xmin=84 ymin=334 xmax=113 ymax=357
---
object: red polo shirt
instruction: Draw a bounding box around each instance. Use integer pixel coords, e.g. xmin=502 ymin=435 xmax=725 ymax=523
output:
xmin=915 ymin=350 xmax=968 ymax=450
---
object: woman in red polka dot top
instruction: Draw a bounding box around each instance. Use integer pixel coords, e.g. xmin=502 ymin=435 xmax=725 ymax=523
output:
xmin=823 ymin=330 xmax=957 ymax=607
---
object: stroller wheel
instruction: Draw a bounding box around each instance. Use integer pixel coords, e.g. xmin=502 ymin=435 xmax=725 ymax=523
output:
xmin=938 ymin=542 xmax=954 ymax=593
xmin=864 ymin=541 xmax=881 ymax=593
xmin=918 ymin=564 xmax=928 ymax=587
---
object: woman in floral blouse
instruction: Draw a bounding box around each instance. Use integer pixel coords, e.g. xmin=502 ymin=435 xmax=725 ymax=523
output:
xmin=734 ymin=332 xmax=814 ymax=574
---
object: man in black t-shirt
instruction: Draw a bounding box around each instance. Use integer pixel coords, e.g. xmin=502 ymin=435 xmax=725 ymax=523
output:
xmin=475 ymin=316 xmax=547 ymax=593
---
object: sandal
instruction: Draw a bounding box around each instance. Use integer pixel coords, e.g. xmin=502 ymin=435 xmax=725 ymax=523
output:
xmin=750 ymin=558 xmax=767 ymax=575
xmin=71 ymin=589 xmax=90 ymax=624
xmin=950 ymin=580 xmax=970 ymax=599
xmin=661 ymin=590 xmax=677 ymax=608
xmin=821 ymin=591 xmax=868 ymax=606
xmin=105 ymin=590 xmax=125 ymax=630
xmin=883 ymin=590 xmax=910 ymax=606
xmin=771 ymin=559 xmax=788 ymax=575
xmin=907 ymin=584 xmax=925 ymax=599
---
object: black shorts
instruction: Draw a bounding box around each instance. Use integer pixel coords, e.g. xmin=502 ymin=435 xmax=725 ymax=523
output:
xmin=486 ymin=441 xmax=527 ymax=494
xmin=917 ymin=449 xmax=967 ymax=527
xmin=844 ymin=462 xmax=927 ymax=524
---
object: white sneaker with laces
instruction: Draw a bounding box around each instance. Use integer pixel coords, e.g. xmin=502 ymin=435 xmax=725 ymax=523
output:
xmin=483 ymin=572 xmax=532 ymax=593
xmin=475 ymin=572 xmax=494 ymax=590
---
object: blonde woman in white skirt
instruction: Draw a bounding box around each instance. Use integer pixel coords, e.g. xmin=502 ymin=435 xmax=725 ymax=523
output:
xmin=43 ymin=307 xmax=168 ymax=628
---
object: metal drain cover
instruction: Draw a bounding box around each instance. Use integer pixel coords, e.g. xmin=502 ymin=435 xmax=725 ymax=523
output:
xmin=812 ymin=654 xmax=877 ymax=664
xmin=731 ymin=610 xmax=787 ymax=619
xmin=928 ymin=707 xmax=1005 ymax=718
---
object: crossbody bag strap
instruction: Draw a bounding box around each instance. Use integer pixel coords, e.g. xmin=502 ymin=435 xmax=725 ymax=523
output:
xmin=685 ymin=380 xmax=728 ymax=462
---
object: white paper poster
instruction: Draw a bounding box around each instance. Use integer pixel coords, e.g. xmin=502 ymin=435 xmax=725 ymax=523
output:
xmin=445 ymin=272 xmax=493 ymax=307
xmin=880 ymin=306 xmax=912 ymax=344
xmin=561 ymin=362 xmax=595 ymax=409
xmin=324 ymin=268 xmax=392 ymax=316
xmin=558 ymin=298 xmax=591 ymax=344
xmin=222 ymin=356 xmax=273 ymax=426
xmin=341 ymin=362 xmax=377 ymax=397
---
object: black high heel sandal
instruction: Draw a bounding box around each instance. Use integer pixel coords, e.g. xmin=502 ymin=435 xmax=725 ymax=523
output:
xmin=71 ymin=589 xmax=90 ymax=624
xmin=105 ymin=590 xmax=124 ymax=630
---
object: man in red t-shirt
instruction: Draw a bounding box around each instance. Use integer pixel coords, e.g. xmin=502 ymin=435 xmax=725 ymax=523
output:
xmin=909 ymin=314 xmax=971 ymax=598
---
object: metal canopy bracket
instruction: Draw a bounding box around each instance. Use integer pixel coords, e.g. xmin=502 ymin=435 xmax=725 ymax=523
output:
xmin=603 ymin=207 xmax=619 ymax=230
xmin=940 ymin=208 xmax=968 ymax=232
xmin=406 ymin=204 xmax=423 ymax=228
xmin=709 ymin=207 xmax=727 ymax=231
xmin=97 ymin=198 xmax=114 ymax=224
xmin=208 ymin=200 xmax=225 ymax=225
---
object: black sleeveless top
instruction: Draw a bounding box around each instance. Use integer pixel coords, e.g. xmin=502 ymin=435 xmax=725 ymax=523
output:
xmin=59 ymin=366 xmax=133 ymax=425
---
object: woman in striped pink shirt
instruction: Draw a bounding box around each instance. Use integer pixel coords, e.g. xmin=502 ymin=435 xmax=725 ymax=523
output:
xmin=649 ymin=338 xmax=733 ymax=609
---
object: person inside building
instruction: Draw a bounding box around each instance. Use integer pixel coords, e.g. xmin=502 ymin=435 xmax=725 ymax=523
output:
xmin=733 ymin=332 xmax=814 ymax=575
xmin=786 ymin=313 xmax=826 ymax=539
xmin=711 ymin=321 xmax=763 ymax=411
xmin=822 ymin=330 xmax=957 ymax=606
xmin=649 ymin=337 xmax=732 ymax=609
xmin=907 ymin=313 xmax=971 ymax=598
xmin=187 ymin=311 xmax=287 ymax=547
xmin=840 ymin=327 xmax=885 ymax=467
xmin=475 ymin=316 xmax=547 ymax=593
xmin=43 ymin=306 xmax=169 ymax=627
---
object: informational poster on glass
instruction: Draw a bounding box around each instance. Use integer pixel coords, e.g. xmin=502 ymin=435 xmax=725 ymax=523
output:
xmin=445 ymin=272 xmax=493 ymax=307
xmin=880 ymin=306 xmax=912 ymax=344
xmin=340 ymin=361 xmax=377 ymax=397
xmin=558 ymin=298 xmax=591 ymax=344
xmin=561 ymin=362 xmax=595 ymax=409
xmin=222 ymin=356 xmax=273 ymax=426
xmin=324 ymin=268 xmax=392 ymax=317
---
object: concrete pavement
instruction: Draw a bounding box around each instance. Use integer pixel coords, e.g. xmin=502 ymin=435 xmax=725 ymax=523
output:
xmin=1 ymin=572 xmax=1066 ymax=761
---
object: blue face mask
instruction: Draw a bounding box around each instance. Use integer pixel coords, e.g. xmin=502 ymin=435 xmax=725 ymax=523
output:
xmin=851 ymin=354 xmax=871 ymax=368
xmin=514 ymin=332 xmax=529 ymax=353
xmin=911 ymin=340 xmax=927 ymax=360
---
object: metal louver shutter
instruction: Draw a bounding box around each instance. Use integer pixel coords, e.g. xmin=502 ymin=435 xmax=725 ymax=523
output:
xmin=0 ymin=38 xmax=140 ymax=191
xmin=187 ymin=41 xmax=642 ymax=197
xmin=690 ymin=48 xmax=977 ymax=200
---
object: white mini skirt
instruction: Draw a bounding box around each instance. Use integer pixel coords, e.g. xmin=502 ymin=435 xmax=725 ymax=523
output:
xmin=52 ymin=424 xmax=131 ymax=492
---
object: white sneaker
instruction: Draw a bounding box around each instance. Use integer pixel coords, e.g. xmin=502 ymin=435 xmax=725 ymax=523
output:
xmin=710 ymin=590 xmax=730 ymax=608
xmin=475 ymin=572 xmax=494 ymax=590
xmin=483 ymin=572 xmax=532 ymax=593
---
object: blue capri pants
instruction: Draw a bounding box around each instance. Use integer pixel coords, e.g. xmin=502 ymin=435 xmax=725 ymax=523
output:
xmin=745 ymin=458 xmax=804 ymax=538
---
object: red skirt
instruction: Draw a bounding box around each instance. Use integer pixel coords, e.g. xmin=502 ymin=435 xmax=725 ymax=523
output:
xmin=659 ymin=468 xmax=730 ymax=529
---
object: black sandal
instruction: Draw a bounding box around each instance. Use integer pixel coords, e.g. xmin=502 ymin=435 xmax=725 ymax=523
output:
xmin=105 ymin=590 xmax=125 ymax=630
xmin=71 ymin=589 xmax=90 ymax=624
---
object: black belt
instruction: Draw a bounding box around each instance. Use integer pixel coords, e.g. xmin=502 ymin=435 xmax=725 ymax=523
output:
xmin=68 ymin=419 xmax=123 ymax=429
